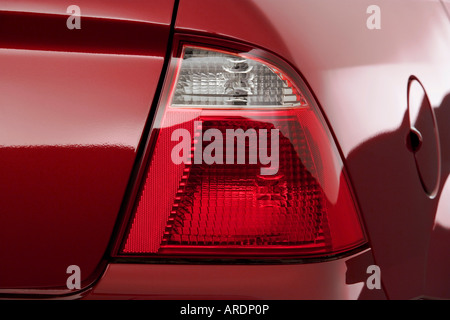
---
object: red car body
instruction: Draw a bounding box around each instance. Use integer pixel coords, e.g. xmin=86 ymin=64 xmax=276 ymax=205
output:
xmin=0 ymin=0 xmax=449 ymax=300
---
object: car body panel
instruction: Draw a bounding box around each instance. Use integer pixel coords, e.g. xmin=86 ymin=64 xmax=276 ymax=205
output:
xmin=174 ymin=0 xmax=450 ymax=299
xmin=0 ymin=0 xmax=449 ymax=299
xmin=83 ymin=250 xmax=387 ymax=300
xmin=0 ymin=0 xmax=174 ymax=24
xmin=442 ymin=0 xmax=450 ymax=17
xmin=0 ymin=0 xmax=174 ymax=289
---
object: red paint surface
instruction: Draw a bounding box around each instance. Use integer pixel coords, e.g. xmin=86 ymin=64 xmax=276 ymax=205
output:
xmin=83 ymin=250 xmax=387 ymax=300
xmin=0 ymin=0 xmax=175 ymax=289
xmin=174 ymin=0 xmax=450 ymax=299
xmin=0 ymin=0 xmax=449 ymax=299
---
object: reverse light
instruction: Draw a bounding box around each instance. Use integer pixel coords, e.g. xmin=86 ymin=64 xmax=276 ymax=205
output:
xmin=116 ymin=40 xmax=366 ymax=259
xmin=170 ymin=47 xmax=306 ymax=108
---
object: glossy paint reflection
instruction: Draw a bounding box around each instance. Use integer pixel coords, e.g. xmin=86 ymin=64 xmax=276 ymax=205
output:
xmin=0 ymin=0 xmax=174 ymax=25
xmin=0 ymin=49 xmax=162 ymax=148
xmin=0 ymin=144 xmax=134 ymax=288
xmin=425 ymin=93 xmax=450 ymax=299
xmin=0 ymin=0 xmax=172 ymax=288
xmin=176 ymin=0 xmax=450 ymax=299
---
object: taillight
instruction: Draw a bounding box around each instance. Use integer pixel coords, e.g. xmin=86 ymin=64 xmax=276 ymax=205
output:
xmin=115 ymin=38 xmax=366 ymax=259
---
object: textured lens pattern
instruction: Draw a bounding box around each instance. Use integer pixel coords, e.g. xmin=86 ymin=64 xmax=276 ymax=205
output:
xmin=162 ymin=117 xmax=330 ymax=250
xmin=172 ymin=47 xmax=307 ymax=108
xmin=120 ymin=45 xmax=367 ymax=258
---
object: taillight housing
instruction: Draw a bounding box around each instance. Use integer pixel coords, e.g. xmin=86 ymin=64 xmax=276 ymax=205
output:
xmin=114 ymin=36 xmax=367 ymax=259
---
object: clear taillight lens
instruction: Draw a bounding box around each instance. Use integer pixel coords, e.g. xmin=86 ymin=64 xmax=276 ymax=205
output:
xmin=116 ymin=43 xmax=366 ymax=258
xmin=171 ymin=47 xmax=306 ymax=108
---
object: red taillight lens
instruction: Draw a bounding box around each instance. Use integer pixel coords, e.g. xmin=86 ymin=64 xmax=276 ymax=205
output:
xmin=117 ymin=42 xmax=366 ymax=258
